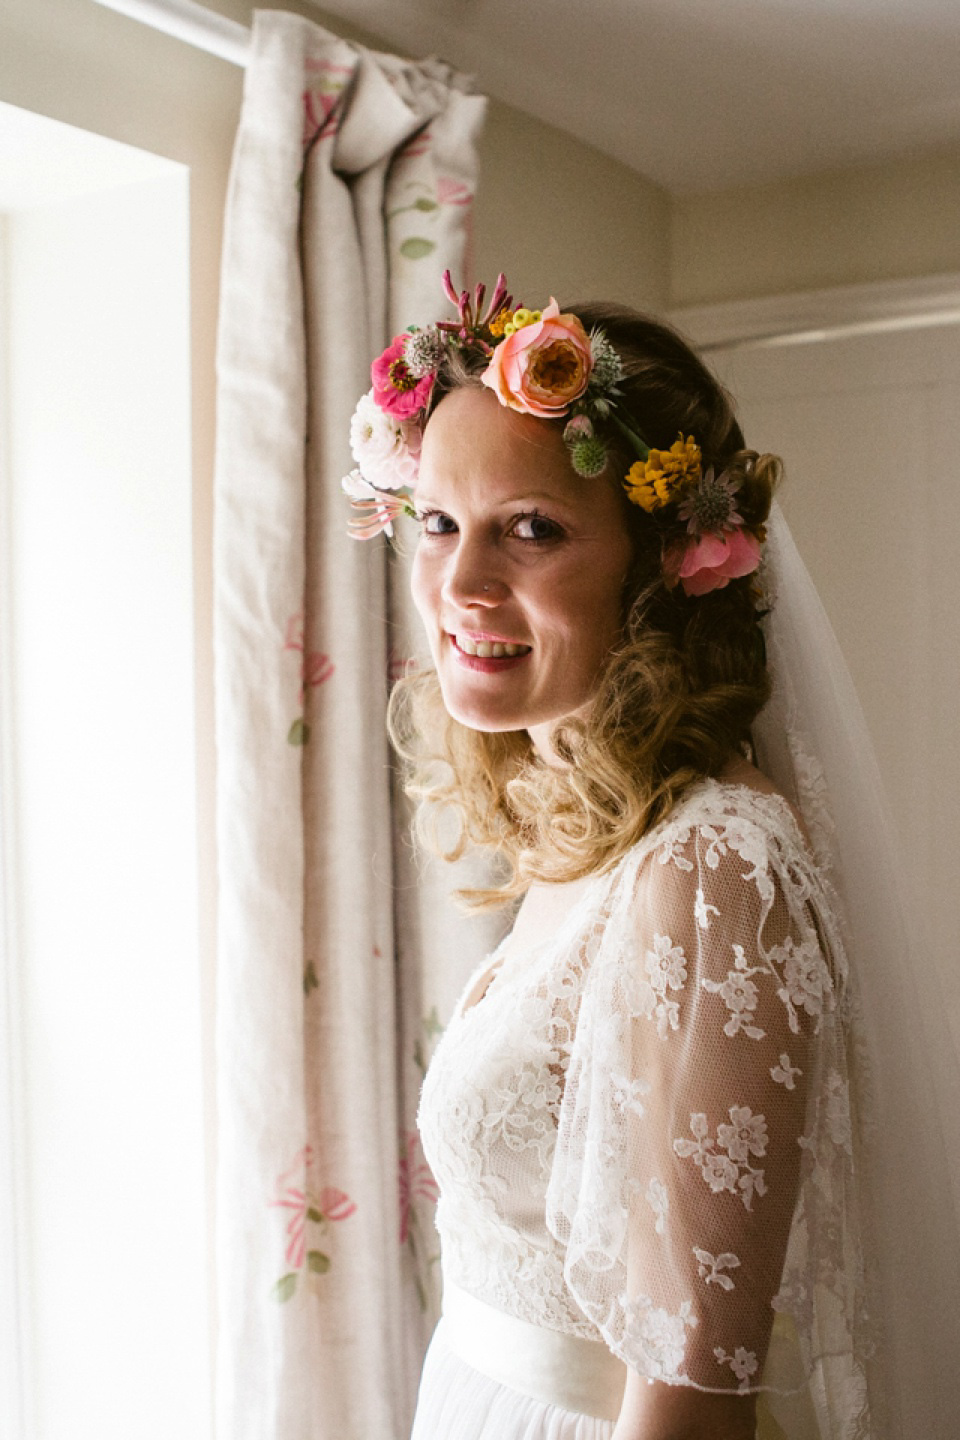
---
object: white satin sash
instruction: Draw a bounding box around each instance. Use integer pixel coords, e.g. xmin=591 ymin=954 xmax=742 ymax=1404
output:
xmin=440 ymin=1280 xmax=627 ymax=1422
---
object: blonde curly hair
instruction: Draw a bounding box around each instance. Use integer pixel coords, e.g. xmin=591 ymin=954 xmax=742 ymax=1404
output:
xmin=388 ymin=303 xmax=782 ymax=910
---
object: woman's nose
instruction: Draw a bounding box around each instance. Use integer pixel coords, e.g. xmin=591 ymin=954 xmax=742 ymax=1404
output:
xmin=441 ymin=538 xmax=508 ymax=607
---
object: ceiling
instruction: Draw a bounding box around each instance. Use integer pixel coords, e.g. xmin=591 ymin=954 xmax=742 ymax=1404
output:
xmin=309 ymin=0 xmax=960 ymax=194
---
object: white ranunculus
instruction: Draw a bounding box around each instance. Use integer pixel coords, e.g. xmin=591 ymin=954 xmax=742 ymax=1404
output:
xmin=349 ymin=389 xmax=421 ymax=490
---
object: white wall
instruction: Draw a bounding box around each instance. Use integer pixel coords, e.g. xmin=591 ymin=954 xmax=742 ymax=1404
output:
xmin=671 ymin=146 xmax=960 ymax=307
xmin=2 ymin=121 xmax=207 ymax=1437
xmin=474 ymin=98 xmax=669 ymax=309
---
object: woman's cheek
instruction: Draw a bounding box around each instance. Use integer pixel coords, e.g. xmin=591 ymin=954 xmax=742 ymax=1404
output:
xmin=409 ymin=550 xmax=433 ymax=622
xmin=410 ymin=553 xmax=448 ymax=666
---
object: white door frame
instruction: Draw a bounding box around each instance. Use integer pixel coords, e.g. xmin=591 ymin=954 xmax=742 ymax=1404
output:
xmin=669 ymin=270 xmax=960 ymax=354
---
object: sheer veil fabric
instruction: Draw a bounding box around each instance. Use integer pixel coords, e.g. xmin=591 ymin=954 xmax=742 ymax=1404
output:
xmin=751 ymin=500 xmax=960 ymax=1437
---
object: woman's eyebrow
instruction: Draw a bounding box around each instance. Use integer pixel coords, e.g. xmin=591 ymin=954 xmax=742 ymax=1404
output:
xmin=414 ymin=490 xmax=575 ymax=511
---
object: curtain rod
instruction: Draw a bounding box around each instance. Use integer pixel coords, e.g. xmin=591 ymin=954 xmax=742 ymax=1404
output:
xmin=90 ymin=0 xmax=251 ymax=67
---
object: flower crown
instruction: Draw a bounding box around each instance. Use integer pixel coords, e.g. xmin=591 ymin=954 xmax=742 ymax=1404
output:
xmin=342 ymin=272 xmax=764 ymax=597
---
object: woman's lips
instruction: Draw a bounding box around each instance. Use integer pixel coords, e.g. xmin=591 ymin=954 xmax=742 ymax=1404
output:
xmin=448 ymin=633 xmax=532 ymax=672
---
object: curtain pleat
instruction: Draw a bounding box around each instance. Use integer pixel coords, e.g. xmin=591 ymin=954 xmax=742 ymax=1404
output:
xmin=213 ymin=13 xmax=500 ymax=1438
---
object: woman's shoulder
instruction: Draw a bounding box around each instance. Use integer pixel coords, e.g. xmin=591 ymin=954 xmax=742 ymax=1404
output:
xmin=614 ymin=754 xmax=819 ymax=894
xmin=597 ymin=757 xmax=842 ymax=971
xmin=700 ymin=754 xmax=815 ymax=854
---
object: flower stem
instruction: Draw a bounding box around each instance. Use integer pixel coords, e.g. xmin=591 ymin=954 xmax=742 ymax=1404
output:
xmin=609 ymin=413 xmax=651 ymax=461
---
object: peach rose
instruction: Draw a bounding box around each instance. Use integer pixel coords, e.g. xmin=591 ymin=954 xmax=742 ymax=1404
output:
xmin=481 ymin=299 xmax=593 ymax=417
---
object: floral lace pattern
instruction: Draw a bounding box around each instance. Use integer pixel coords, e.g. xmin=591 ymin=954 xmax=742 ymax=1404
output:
xmin=694 ymin=1247 xmax=741 ymax=1291
xmin=715 ymin=1344 xmax=760 ymax=1391
xmin=417 ymin=778 xmax=868 ymax=1430
xmin=701 ymin=943 xmax=766 ymax=1039
xmin=646 ymin=1176 xmax=669 ymax=1234
xmin=673 ymin=1108 xmax=769 ymax=1211
xmin=631 ymin=933 xmax=688 ymax=1038
xmin=623 ymin=1293 xmax=698 ymax=1380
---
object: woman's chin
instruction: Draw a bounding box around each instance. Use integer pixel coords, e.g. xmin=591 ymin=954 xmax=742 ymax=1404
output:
xmin=438 ymin=686 xmax=527 ymax=734
xmin=445 ymin=705 xmax=527 ymax=734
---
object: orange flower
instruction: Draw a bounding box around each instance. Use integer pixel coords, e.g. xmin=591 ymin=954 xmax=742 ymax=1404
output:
xmin=481 ymin=299 xmax=593 ymax=418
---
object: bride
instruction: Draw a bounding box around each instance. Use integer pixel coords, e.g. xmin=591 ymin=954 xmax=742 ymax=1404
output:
xmin=344 ymin=276 xmax=960 ymax=1439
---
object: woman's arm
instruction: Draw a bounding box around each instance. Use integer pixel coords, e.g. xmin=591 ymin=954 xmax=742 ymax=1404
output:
xmin=612 ymin=1371 xmax=756 ymax=1440
xmin=550 ymin=815 xmax=828 ymax=1421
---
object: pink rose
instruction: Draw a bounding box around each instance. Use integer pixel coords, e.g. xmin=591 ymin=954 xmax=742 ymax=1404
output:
xmin=481 ymin=299 xmax=593 ymax=418
xmin=371 ymin=335 xmax=434 ymax=419
xmin=665 ymin=528 xmax=763 ymax=597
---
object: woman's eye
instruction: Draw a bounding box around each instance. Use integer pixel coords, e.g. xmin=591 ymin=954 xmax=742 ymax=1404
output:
xmin=418 ymin=509 xmax=457 ymax=536
xmin=511 ymin=512 xmax=563 ymax=543
xmin=415 ymin=508 xmax=562 ymax=543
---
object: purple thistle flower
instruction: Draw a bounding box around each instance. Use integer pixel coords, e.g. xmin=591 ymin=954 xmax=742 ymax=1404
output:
xmin=677 ymin=467 xmax=746 ymax=537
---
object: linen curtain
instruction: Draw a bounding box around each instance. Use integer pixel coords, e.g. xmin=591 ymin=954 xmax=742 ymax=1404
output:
xmin=213 ymin=13 xmax=500 ymax=1438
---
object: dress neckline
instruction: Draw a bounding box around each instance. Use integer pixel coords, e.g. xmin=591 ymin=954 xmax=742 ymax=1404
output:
xmin=454 ymin=861 xmax=615 ymax=1022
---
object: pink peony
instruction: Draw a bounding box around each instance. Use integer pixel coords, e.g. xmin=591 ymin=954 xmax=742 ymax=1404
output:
xmin=481 ymin=299 xmax=593 ymax=418
xmin=371 ymin=334 xmax=434 ymax=418
xmin=665 ymin=528 xmax=763 ymax=597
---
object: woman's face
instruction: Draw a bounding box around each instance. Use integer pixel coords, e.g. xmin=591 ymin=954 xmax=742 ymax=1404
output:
xmin=410 ymin=386 xmax=635 ymax=753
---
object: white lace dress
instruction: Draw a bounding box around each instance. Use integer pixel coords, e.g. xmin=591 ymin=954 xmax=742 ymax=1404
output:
xmin=411 ymin=777 xmax=870 ymax=1440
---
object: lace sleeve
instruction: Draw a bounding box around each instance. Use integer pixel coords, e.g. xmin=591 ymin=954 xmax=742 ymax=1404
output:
xmin=546 ymin=811 xmax=859 ymax=1398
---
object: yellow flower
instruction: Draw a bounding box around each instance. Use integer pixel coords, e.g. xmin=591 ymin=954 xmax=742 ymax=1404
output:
xmin=503 ymin=307 xmax=542 ymax=337
xmin=665 ymin=434 xmax=701 ymax=477
xmin=622 ymin=434 xmax=701 ymax=512
xmin=489 ymin=309 xmax=512 ymax=337
xmin=623 ymin=463 xmax=659 ymax=512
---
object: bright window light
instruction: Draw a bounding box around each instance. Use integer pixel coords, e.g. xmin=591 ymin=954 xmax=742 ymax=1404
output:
xmin=0 ymin=103 xmax=210 ymax=1440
